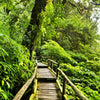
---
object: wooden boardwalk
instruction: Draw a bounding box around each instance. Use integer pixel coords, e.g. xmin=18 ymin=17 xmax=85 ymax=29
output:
xmin=36 ymin=62 xmax=61 ymax=100
xmin=13 ymin=59 xmax=88 ymax=100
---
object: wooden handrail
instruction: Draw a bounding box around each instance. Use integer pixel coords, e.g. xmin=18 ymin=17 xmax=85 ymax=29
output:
xmin=48 ymin=59 xmax=58 ymax=65
xmin=44 ymin=58 xmax=88 ymax=100
xmin=13 ymin=64 xmax=37 ymax=100
xmin=14 ymin=58 xmax=88 ymax=100
xmin=48 ymin=59 xmax=59 ymax=72
xmin=57 ymin=68 xmax=88 ymax=100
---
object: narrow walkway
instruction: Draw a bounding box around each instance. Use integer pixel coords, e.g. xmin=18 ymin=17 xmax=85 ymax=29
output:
xmin=36 ymin=62 xmax=61 ymax=100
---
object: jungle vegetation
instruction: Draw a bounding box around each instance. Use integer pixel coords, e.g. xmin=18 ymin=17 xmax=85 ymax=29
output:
xmin=0 ymin=0 xmax=100 ymax=99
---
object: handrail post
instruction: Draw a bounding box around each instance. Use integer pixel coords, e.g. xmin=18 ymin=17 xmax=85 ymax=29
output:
xmin=56 ymin=68 xmax=59 ymax=79
xmin=62 ymin=77 xmax=66 ymax=100
xmin=48 ymin=59 xmax=49 ymax=67
xmin=51 ymin=62 xmax=53 ymax=69
xmin=50 ymin=61 xmax=53 ymax=69
xmin=36 ymin=59 xmax=37 ymax=66
xmin=57 ymin=64 xmax=59 ymax=73
xmin=58 ymin=64 xmax=59 ymax=68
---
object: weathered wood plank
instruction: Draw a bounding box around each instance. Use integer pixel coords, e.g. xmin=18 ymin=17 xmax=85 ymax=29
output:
xmin=38 ymin=95 xmax=60 ymax=99
xmin=37 ymin=68 xmax=56 ymax=79
xmin=37 ymin=82 xmax=60 ymax=100
xmin=36 ymin=62 xmax=61 ymax=100
xmin=37 ymin=62 xmax=48 ymax=67
xmin=38 ymin=83 xmax=57 ymax=89
xmin=48 ymin=59 xmax=58 ymax=65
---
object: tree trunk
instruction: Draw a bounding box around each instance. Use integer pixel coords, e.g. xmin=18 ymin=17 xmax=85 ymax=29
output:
xmin=23 ymin=0 xmax=49 ymax=60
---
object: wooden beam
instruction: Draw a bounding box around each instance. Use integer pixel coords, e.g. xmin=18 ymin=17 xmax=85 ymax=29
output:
xmin=29 ymin=79 xmax=37 ymax=100
xmin=62 ymin=77 xmax=66 ymax=100
xmin=13 ymin=66 xmax=37 ymax=100
xmin=48 ymin=59 xmax=58 ymax=65
xmin=58 ymin=68 xmax=88 ymax=100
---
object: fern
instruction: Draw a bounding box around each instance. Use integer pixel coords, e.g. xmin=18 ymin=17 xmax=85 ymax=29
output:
xmin=0 ymin=87 xmax=8 ymax=100
xmin=42 ymin=40 xmax=77 ymax=65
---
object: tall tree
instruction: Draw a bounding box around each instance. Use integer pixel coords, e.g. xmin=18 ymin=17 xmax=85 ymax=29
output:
xmin=22 ymin=0 xmax=52 ymax=60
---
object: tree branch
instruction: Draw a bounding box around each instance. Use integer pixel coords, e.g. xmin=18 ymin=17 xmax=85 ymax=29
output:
xmin=91 ymin=2 xmax=100 ymax=5
xmin=68 ymin=1 xmax=77 ymax=7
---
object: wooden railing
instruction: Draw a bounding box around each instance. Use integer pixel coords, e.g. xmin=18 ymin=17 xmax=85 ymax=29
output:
xmin=48 ymin=59 xmax=88 ymax=100
xmin=13 ymin=58 xmax=88 ymax=100
xmin=57 ymin=68 xmax=88 ymax=100
xmin=13 ymin=61 xmax=37 ymax=100
xmin=48 ymin=59 xmax=59 ymax=71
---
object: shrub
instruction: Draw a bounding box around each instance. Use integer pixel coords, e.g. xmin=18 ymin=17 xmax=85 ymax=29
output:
xmin=41 ymin=40 xmax=78 ymax=65
xmin=86 ymin=60 xmax=100 ymax=72
xmin=67 ymin=51 xmax=88 ymax=63
xmin=60 ymin=63 xmax=100 ymax=99
xmin=0 ymin=35 xmax=35 ymax=99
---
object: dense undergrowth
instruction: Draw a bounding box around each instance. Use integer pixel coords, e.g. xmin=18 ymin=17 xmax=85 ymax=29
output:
xmin=41 ymin=40 xmax=100 ymax=100
xmin=0 ymin=35 xmax=35 ymax=99
xmin=0 ymin=0 xmax=35 ymax=99
xmin=0 ymin=0 xmax=100 ymax=100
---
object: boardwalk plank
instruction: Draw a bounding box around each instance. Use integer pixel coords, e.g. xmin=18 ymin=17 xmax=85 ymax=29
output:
xmin=37 ymin=68 xmax=56 ymax=79
xmin=36 ymin=62 xmax=61 ymax=100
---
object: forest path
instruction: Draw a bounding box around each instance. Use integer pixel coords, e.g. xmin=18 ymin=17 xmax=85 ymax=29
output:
xmin=13 ymin=59 xmax=88 ymax=100
xmin=35 ymin=62 xmax=61 ymax=100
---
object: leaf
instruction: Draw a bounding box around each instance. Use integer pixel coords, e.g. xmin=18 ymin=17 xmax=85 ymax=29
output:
xmin=2 ymin=80 xmax=4 ymax=86
xmin=1 ymin=48 xmax=9 ymax=56
xmin=6 ymin=82 xmax=10 ymax=89
xmin=0 ymin=87 xmax=8 ymax=99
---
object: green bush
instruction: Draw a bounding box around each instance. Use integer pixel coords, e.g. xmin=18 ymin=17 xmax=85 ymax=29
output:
xmin=67 ymin=51 xmax=88 ymax=63
xmin=42 ymin=40 xmax=78 ymax=65
xmin=86 ymin=60 xmax=100 ymax=72
xmin=60 ymin=63 xmax=100 ymax=100
xmin=0 ymin=35 xmax=35 ymax=99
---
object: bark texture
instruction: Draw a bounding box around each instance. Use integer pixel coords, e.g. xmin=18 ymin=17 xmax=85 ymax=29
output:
xmin=23 ymin=0 xmax=49 ymax=60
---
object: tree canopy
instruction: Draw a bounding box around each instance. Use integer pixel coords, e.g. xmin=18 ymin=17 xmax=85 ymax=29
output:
xmin=0 ymin=0 xmax=100 ymax=99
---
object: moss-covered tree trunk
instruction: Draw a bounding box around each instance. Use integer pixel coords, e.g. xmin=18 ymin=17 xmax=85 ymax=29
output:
xmin=23 ymin=0 xmax=49 ymax=60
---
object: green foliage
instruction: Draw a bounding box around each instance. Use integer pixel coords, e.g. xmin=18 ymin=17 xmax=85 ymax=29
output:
xmin=8 ymin=0 xmax=35 ymax=43
xmin=0 ymin=0 xmax=35 ymax=43
xmin=42 ymin=40 xmax=77 ymax=65
xmin=68 ymin=51 xmax=88 ymax=63
xmin=0 ymin=0 xmax=100 ymax=99
xmin=0 ymin=0 xmax=36 ymax=99
xmin=40 ymin=0 xmax=97 ymax=52
xmin=92 ymin=0 xmax=100 ymax=4
xmin=60 ymin=63 xmax=100 ymax=99
xmin=0 ymin=34 xmax=35 ymax=99
xmin=0 ymin=87 xmax=8 ymax=100
xmin=86 ymin=60 xmax=100 ymax=72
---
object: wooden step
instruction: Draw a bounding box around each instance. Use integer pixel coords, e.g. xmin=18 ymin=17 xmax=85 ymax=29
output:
xmin=37 ymin=68 xmax=56 ymax=82
xmin=37 ymin=63 xmax=48 ymax=68
xmin=37 ymin=83 xmax=61 ymax=100
xmin=37 ymin=98 xmax=61 ymax=100
xmin=38 ymin=96 xmax=61 ymax=100
xmin=36 ymin=62 xmax=61 ymax=100
xmin=37 ymin=68 xmax=56 ymax=79
xmin=38 ymin=83 xmax=57 ymax=89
